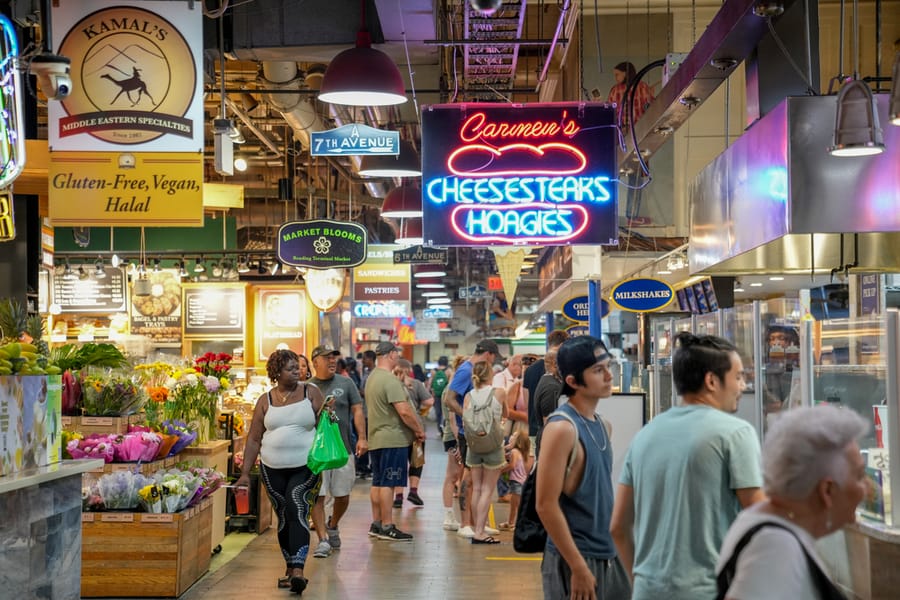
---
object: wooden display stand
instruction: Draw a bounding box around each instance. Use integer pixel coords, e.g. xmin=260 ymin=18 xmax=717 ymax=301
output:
xmin=62 ymin=414 xmax=144 ymax=436
xmin=81 ymin=498 xmax=213 ymax=598
xmin=179 ymin=440 xmax=231 ymax=550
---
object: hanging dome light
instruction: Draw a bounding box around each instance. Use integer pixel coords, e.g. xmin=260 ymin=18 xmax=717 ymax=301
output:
xmin=381 ymin=184 xmax=423 ymax=218
xmin=395 ymin=218 xmax=424 ymax=246
xmin=829 ymin=79 xmax=885 ymax=157
xmin=359 ymin=140 xmax=421 ymax=178
xmin=318 ymin=25 xmax=407 ymax=106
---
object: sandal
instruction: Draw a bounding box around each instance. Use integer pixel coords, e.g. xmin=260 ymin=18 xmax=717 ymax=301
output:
xmin=498 ymin=522 xmax=513 ymax=531
xmin=471 ymin=536 xmax=501 ymax=544
xmin=290 ymin=576 xmax=308 ymax=595
xmin=277 ymin=576 xmax=291 ymax=589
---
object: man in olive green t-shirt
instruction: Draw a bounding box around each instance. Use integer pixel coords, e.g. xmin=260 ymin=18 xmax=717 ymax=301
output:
xmin=364 ymin=341 xmax=425 ymax=541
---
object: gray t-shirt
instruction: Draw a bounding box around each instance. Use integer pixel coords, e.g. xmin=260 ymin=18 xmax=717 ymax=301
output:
xmin=308 ymin=373 xmax=362 ymax=453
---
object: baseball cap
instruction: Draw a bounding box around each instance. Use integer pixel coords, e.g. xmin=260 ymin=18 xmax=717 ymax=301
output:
xmin=474 ymin=339 xmax=506 ymax=361
xmin=375 ymin=341 xmax=402 ymax=356
xmin=557 ymin=335 xmax=610 ymax=396
xmin=311 ymin=345 xmax=340 ymax=360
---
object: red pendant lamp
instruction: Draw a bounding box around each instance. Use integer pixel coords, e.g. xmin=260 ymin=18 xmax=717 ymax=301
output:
xmin=381 ymin=184 xmax=423 ymax=218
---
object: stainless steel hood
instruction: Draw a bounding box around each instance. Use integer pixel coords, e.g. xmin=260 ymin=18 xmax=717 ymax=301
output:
xmin=689 ymin=94 xmax=900 ymax=276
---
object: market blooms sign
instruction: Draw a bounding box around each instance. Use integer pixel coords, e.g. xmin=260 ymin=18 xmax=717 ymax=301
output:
xmin=421 ymin=103 xmax=618 ymax=246
xmin=278 ymin=219 xmax=367 ymax=269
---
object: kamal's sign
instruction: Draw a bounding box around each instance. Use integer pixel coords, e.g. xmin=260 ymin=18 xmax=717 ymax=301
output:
xmin=421 ymin=103 xmax=618 ymax=246
xmin=311 ymin=124 xmax=399 ymax=157
xmin=278 ymin=219 xmax=367 ymax=269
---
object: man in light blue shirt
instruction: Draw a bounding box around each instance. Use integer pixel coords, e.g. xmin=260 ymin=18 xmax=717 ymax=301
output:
xmin=611 ymin=332 xmax=764 ymax=600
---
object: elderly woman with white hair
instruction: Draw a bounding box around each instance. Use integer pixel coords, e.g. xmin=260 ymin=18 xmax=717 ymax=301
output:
xmin=715 ymin=404 xmax=869 ymax=600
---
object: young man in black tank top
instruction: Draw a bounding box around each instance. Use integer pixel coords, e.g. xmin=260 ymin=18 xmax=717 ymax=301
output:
xmin=537 ymin=336 xmax=630 ymax=600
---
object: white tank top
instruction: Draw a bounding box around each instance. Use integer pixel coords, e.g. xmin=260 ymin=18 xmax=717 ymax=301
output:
xmin=259 ymin=393 xmax=317 ymax=469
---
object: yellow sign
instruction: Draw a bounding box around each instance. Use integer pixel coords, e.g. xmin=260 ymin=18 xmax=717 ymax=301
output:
xmin=48 ymin=151 xmax=203 ymax=226
xmin=0 ymin=190 xmax=14 ymax=240
xmin=203 ymin=183 xmax=245 ymax=209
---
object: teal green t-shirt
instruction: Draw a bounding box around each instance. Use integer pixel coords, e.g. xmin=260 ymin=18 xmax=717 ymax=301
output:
xmin=620 ymin=404 xmax=762 ymax=600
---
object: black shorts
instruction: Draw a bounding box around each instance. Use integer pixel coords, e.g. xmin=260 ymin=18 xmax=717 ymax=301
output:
xmin=443 ymin=436 xmax=468 ymax=465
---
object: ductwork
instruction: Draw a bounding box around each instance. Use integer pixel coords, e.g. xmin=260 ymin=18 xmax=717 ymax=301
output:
xmin=261 ymin=61 xmax=325 ymax=151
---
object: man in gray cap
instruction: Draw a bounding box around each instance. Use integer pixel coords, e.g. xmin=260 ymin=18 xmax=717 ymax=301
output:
xmin=364 ymin=341 xmax=425 ymax=541
xmin=308 ymin=344 xmax=367 ymax=558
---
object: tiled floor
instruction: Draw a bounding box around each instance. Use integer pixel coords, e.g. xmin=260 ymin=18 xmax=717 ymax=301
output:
xmin=178 ymin=430 xmax=543 ymax=599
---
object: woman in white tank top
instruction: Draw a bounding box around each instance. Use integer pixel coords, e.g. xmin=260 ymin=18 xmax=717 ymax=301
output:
xmin=235 ymin=349 xmax=328 ymax=595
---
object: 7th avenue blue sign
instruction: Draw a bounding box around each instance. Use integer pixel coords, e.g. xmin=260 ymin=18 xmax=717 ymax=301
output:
xmin=311 ymin=124 xmax=400 ymax=157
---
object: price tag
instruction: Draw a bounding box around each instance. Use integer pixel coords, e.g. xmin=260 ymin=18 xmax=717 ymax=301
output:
xmin=61 ymin=416 xmax=73 ymax=426
xmin=142 ymin=513 xmax=174 ymax=523
xmin=82 ymin=417 xmax=114 ymax=426
xmin=82 ymin=513 xmax=95 ymax=522
xmin=111 ymin=464 xmax=134 ymax=472
xmin=100 ymin=513 xmax=134 ymax=522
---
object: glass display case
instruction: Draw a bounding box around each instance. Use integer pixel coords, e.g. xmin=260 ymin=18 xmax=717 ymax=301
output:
xmin=650 ymin=316 xmax=675 ymax=418
xmin=722 ymin=304 xmax=762 ymax=438
xmin=694 ymin=311 xmax=720 ymax=337
xmin=758 ymin=298 xmax=803 ymax=433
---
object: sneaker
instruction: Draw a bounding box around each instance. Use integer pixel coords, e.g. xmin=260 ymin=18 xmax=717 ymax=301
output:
xmin=393 ymin=497 xmax=403 ymax=509
xmin=326 ymin=526 xmax=341 ymax=549
xmin=312 ymin=540 xmax=332 ymax=558
xmin=368 ymin=522 xmax=382 ymax=538
xmin=442 ymin=515 xmax=460 ymax=531
xmin=485 ymin=526 xmax=500 ymax=536
xmin=407 ymin=491 xmax=424 ymax=507
xmin=378 ymin=524 xmax=413 ymax=541
xmin=457 ymin=525 xmax=475 ymax=538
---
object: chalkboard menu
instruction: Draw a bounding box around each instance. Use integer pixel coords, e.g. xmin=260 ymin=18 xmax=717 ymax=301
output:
xmin=183 ymin=285 xmax=245 ymax=337
xmin=52 ymin=267 xmax=127 ymax=313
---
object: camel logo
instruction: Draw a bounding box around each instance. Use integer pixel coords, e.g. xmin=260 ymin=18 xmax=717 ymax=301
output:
xmin=55 ymin=6 xmax=197 ymax=145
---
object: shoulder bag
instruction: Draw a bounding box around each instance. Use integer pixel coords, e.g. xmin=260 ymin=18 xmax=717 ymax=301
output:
xmin=513 ymin=411 xmax=578 ymax=553
xmin=715 ymin=521 xmax=847 ymax=600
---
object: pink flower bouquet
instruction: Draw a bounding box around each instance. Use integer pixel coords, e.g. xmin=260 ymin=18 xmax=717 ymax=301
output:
xmin=67 ymin=435 xmax=116 ymax=463
xmin=112 ymin=432 xmax=162 ymax=463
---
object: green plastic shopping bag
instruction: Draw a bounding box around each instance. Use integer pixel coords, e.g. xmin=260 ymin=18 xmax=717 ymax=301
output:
xmin=307 ymin=410 xmax=349 ymax=475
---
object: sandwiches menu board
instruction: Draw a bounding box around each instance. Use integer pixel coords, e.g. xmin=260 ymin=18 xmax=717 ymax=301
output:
xmin=52 ymin=267 xmax=127 ymax=313
xmin=183 ymin=284 xmax=245 ymax=337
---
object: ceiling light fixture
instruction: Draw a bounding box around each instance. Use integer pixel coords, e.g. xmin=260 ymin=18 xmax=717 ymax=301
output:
xmin=237 ymin=257 xmax=250 ymax=274
xmin=178 ymin=261 xmax=189 ymax=278
xmin=359 ymin=140 xmax=422 ymax=178
xmin=426 ymin=297 xmax=452 ymax=305
xmin=830 ymin=0 xmax=884 ymax=156
xmin=413 ymin=266 xmax=447 ymax=278
xmin=233 ymin=156 xmax=249 ymax=171
xmin=395 ymin=218 xmax=424 ymax=246
xmin=93 ymin=258 xmax=106 ymax=279
xmin=380 ymin=184 xmax=423 ymax=218
xmin=318 ymin=0 xmax=407 ymax=106
xmin=416 ymin=279 xmax=445 ymax=289
xmin=750 ymin=282 xmax=763 ymax=287
xmin=194 ymin=257 xmax=206 ymax=273
xmin=421 ymin=291 xmax=449 ymax=298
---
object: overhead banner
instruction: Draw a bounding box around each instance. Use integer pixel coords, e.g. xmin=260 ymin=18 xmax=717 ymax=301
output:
xmin=610 ymin=278 xmax=674 ymax=313
xmin=311 ymin=124 xmax=399 ymax=157
xmin=50 ymin=1 xmax=204 ymax=152
xmin=48 ymin=152 xmax=203 ymax=226
xmin=421 ymin=102 xmax=618 ymax=246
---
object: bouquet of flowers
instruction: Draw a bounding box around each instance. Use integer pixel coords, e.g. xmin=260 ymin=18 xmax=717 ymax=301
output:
xmin=67 ymin=434 xmax=116 ymax=463
xmin=127 ymin=424 xmax=179 ymax=459
xmin=112 ymin=431 xmax=162 ymax=463
xmin=138 ymin=482 xmax=163 ymax=513
xmin=81 ymin=369 xmax=146 ymax=416
xmin=97 ymin=470 xmax=153 ymax=510
xmin=186 ymin=465 xmax=227 ymax=505
xmin=152 ymin=469 xmax=202 ymax=512
xmin=165 ymin=369 xmax=221 ymax=443
xmin=162 ymin=419 xmax=198 ymax=455
xmin=193 ymin=352 xmax=233 ymax=382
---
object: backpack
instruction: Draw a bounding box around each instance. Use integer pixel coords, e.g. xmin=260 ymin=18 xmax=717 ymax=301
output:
xmin=463 ymin=388 xmax=504 ymax=454
xmin=431 ymin=369 xmax=448 ymax=399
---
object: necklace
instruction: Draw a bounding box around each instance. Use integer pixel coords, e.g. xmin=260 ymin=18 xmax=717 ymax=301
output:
xmin=571 ymin=408 xmax=608 ymax=452
xmin=274 ymin=385 xmax=297 ymax=405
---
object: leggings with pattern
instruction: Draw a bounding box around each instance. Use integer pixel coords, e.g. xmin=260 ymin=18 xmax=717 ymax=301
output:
xmin=260 ymin=463 xmax=321 ymax=569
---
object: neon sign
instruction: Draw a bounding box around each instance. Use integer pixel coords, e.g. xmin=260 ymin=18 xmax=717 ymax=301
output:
xmin=421 ymin=103 xmax=618 ymax=246
xmin=0 ymin=14 xmax=26 ymax=189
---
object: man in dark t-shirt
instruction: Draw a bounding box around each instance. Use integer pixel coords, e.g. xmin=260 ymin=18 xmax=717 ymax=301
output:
xmin=525 ymin=330 xmax=569 ymax=437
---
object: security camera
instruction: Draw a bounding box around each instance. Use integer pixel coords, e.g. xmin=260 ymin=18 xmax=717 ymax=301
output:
xmin=30 ymin=54 xmax=72 ymax=101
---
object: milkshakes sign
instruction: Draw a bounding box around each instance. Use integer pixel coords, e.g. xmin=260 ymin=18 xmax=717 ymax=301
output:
xmin=609 ymin=278 xmax=674 ymax=313
xmin=421 ymin=103 xmax=618 ymax=246
xmin=48 ymin=1 xmax=203 ymax=226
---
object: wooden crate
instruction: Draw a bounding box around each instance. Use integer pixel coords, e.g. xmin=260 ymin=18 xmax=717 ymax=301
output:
xmin=63 ymin=414 xmax=144 ymax=436
xmin=81 ymin=498 xmax=213 ymax=598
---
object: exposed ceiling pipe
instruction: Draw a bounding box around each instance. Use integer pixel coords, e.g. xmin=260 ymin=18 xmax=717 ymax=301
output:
xmin=535 ymin=0 xmax=572 ymax=93
xmin=261 ymin=61 xmax=326 ymax=151
xmin=223 ymin=97 xmax=283 ymax=157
